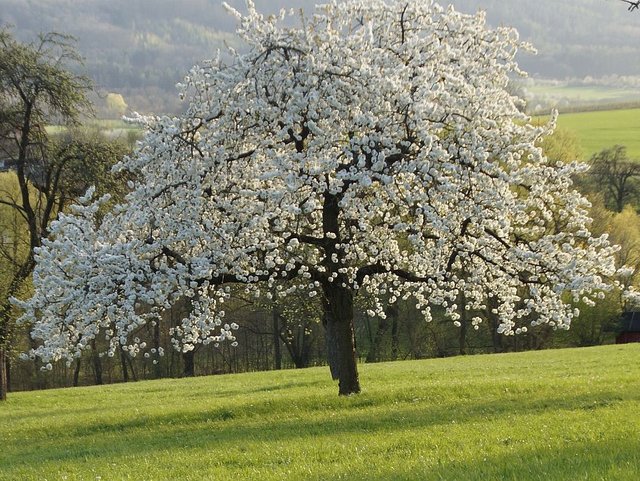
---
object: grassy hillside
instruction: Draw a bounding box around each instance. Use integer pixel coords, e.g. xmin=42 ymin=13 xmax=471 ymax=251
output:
xmin=535 ymin=108 xmax=640 ymax=159
xmin=558 ymin=108 xmax=640 ymax=159
xmin=2 ymin=345 xmax=639 ymax=480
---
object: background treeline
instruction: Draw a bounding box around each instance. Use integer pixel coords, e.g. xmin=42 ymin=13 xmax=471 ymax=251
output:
xmin=3 ymin=3 xmax=640 ymax=392
xmin=3 ymin=126 xmax=637 ymax=392
xmin=2 ymin=0 xmax=639 ymax=114
xmin=9 ymin=125 xmax=637 ymax=391
xmin=7 ymin=270 xmax=625 ymax=392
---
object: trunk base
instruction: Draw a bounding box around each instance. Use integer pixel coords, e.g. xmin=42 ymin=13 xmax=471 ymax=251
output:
xmin=338 ymin=376 xmax=361 ymax=396
xmin=0 ymin=347 xmax=7 ymax=401
xmin=325 ymin=320 xmax=361 ymax=395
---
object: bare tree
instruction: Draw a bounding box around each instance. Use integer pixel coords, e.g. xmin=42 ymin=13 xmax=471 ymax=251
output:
xmin=0 ymin=29 xmax=126 ymax=400
xmin=621 ymin=1 xmax=640 ymax=11
xmin=589 ymin=145 xmax=640 ymax=212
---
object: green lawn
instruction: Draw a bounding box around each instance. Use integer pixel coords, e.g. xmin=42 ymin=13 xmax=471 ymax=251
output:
xmin=1 ymin=345 xmax=639 ymax=480
xmin=538 ymin=108 xmax=640 ymax=159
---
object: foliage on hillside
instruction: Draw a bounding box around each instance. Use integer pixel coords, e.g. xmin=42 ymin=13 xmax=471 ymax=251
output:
xmin=1 ymin=0 xmax=638 ymax=114
xmin=456 ymin=0 xmax=640 ymax=78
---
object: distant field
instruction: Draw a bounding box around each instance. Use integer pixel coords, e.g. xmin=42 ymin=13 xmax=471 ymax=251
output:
xmin=43 ymin=108 xmax=640 ymax=161
xmin=46 ymin=119 xmax=142 ymax=142
xmin=527 ymin=84 xmax=640 ymax=105
xmin=1 ymin=345 xmax=639 ymax=480
xmin=535 ymin=108 xmax=640 ymax=159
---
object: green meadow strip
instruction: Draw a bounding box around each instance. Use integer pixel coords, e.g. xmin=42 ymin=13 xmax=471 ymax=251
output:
xmin=536 ymin=108 xmax=640 ymax=159
xmin=1 ymin=345 xmax=639 ymax=480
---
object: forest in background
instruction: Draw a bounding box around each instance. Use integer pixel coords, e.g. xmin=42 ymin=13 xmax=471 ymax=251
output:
xmin=1 ymin=0 xmax=638 ymax=114
xmin=2 ymin=1 xmax=640 ymax=392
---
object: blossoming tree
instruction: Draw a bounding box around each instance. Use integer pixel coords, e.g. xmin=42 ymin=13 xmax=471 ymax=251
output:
xmin=19 ymin=0 xmax=619 ymax=395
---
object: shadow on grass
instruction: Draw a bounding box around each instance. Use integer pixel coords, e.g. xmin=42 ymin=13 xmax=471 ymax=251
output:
xmin=4 ymin=377 xmax=330 ymax=423
xmin=2 ymin=387 xmax=637 ymax=474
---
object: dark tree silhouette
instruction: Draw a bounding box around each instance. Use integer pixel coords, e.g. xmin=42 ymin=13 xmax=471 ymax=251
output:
xmin=0 ymin=29 xmax=128 ymax=400
xmin=622 ymin=1 xmax=640 ymax=11
xmin=589 ymin=146 xmax=640 ymax=212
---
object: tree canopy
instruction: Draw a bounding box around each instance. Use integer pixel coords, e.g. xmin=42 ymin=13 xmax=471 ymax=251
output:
xmin=19 ymin=0 xmax=620 ymax=395
xmin=0 ymin=28 xmax=129 ymax=400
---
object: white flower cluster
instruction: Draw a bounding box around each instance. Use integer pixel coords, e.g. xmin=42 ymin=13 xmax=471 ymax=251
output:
xmin=17 ymin=0 xmax=620 ymax=365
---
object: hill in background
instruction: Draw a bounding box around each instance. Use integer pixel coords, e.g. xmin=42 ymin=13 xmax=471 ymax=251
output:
xmin=2 ymin=0 xmax=638 ymax=114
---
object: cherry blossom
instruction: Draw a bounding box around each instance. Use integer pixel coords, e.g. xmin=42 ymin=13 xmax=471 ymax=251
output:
xmin=18 ymin=0 xmax=619 ymax=395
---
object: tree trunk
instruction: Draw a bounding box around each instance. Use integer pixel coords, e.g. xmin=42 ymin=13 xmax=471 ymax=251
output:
xmin=323 ymin=308 xmax=340 ymax=380
xmin=93 ymin=352 xmax=103 ymax=385
xmin=282 ymin=327 xmax=311 ymax=369
xmin=153 ymin=321 xmax=162 ymax=378
xmin=73 ymin=359 xmax=81 ymax=387
xmin=120 ymin=349 xmax=129 ymax=382
xmin=0 ymin=347 xmax=7 ymax=401
xmin=322 ymin=283 xmax=360 ymax=396
xmin=300 ymin=330 xmax=312 ymax=368
xmin=5 ymin=356 xmax=10 ymax=394
xmin=127 ymin=355 xmax=138 ymax=381
xmin=457 ymin=292 xmax=468 ymax=355
xmin=272 ymin=304 xmax=282 ymax=370
xmin=459 ymin=319 xmax=467 ymax=355
xmin=391 ymin=309 xmax=400 ymax=360
xmin=91 ymin=340 xmax=103 ymax=385
xmin=183 ymin=350 xmax=195 ymax=377
xmin=365 ymin=320 xmax=383 ymax=363
xmin=487 ymin=299 xmax=504 ymax=353
xmin=366 ymin=304 xmax=398 ymax=363
xmin=320 ymin=191 xmax=359 ymax=395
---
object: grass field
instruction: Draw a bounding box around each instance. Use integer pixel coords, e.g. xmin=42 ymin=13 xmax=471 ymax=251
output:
xmin=46 ymin=107 xmax=640 ymax=163
xmin=536 ymin=108 xmax=640 ymax=159
xmin=1 ymin=345 xmax=639 ymax=480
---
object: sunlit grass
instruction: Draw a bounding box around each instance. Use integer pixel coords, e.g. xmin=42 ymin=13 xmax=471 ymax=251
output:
xmin=2 ymin=344 xmax=639 ymax=480
xmin=535 ymin=108 xmax=640 ymax=159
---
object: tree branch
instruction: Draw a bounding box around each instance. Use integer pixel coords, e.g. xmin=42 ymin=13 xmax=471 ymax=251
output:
xmin=356 ymin=262 xmax=437 ymax=285
xmin=622 ymin=0 xmax=640 ymax=11
xmin=287 ymin=233 xmax=326 ymax=247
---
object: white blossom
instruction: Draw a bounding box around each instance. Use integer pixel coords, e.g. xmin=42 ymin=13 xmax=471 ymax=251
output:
xmin=17 ymin=0 xmax=619 ymax=366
